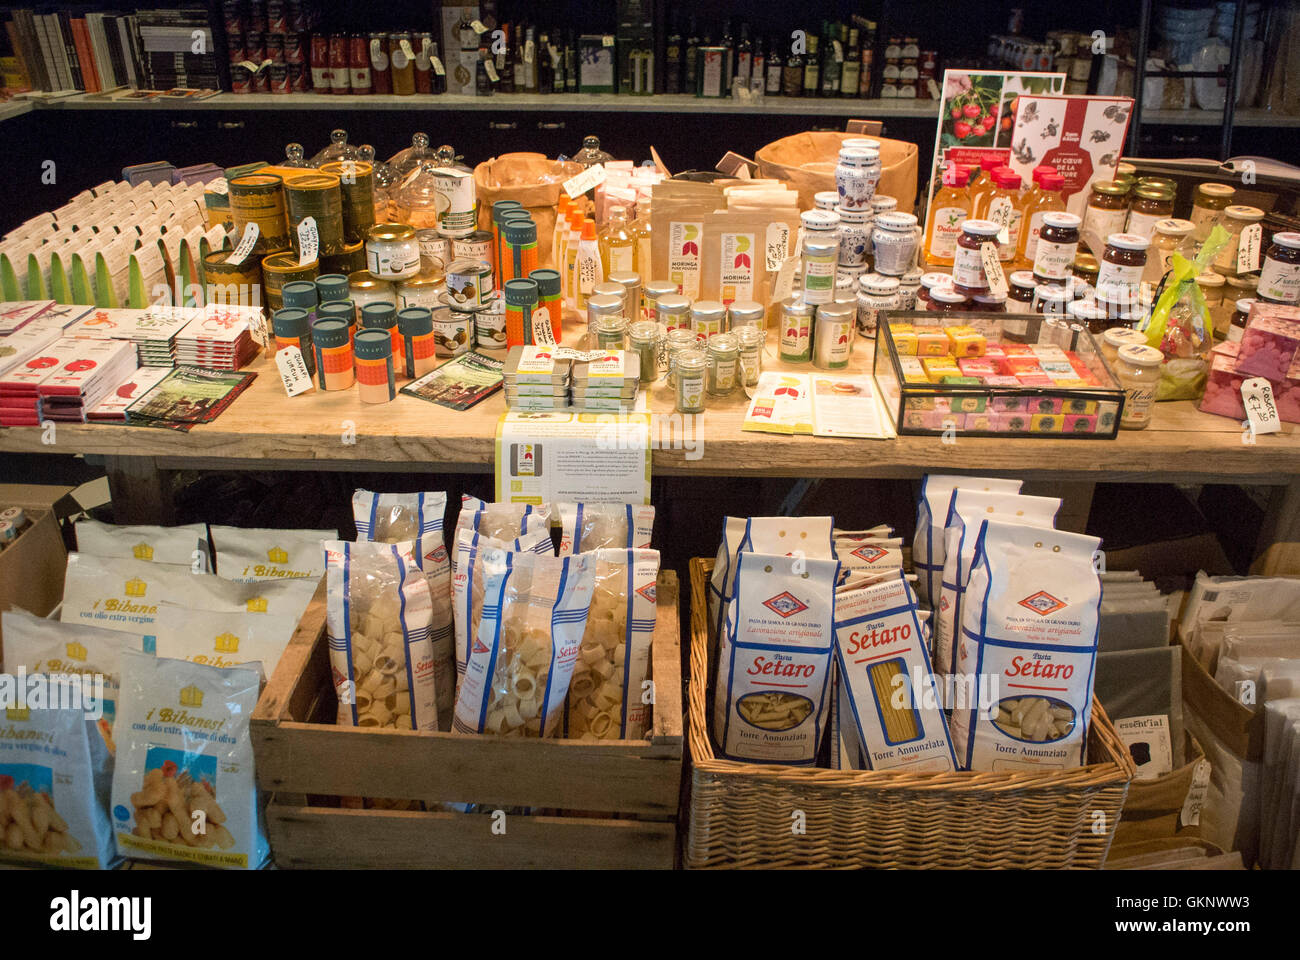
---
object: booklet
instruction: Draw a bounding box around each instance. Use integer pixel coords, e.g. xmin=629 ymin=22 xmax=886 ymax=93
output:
xmin=742 ymin=372 xmax=892 ymax=439
xmin=400 ymin=351 xmax=504 ymax=411
xmin=126 ymin=365 xmax=256 ymax=428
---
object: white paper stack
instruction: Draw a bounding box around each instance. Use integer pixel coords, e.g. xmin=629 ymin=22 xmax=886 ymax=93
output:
xmin=132 ymin=306 xmax=203 ymax=366
xmin=174 ymin=305 xmax=259 ymax=370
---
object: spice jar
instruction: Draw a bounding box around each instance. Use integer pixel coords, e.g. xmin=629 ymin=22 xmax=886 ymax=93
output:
xmin=728 ymin=300 xmax=765 ymax=329
xmin=1190 ymin=182 xmax=1235 ymax=242
xmin=871 ymin=212 xmax=922 ymax=277
xmin=835 ymin=147 xmax=881 ymax=210
xmin=801 ymin=209 xmax=841 ymax=244
xmin=311 ymin=317 xmax=355 ymax=390
xmin=1116 ymin=343 xmax=1163 ymax=429
xmin=930 ymin=288 xmax=969 ymax=313
xmin=674 ymin=348 xmax=707 ymax=413
xmin=354 ymin=328 xmax=396 ymax=403
xmin=644 ymin=281 xmax=679 ymax=322
xmin=349 ymin=270 xmax=398 ymax=311
xmin=1258 ymin=231 xmax=1300 ymax=304
xmin=856 ymin=274 xmax=899 ymax=336
xmin=801 ymin=238 xmax=839 ymax=304
xmin=836 ymin=206 xmax=872 ymax=267
xmin=365 ymin=223 xmax=421 ymax=279
xmin=780 ymin=298 xmax=816 ymax=362
xmin=586 ymin=294 xmax=624 ymax=346
xmin=595 ymin=314 xmax=629 ymax=350
xmin=899 ymin=267 xmax=922 ymax=309
xmin=1082 ymin=180 xmax=1130 ymax=247
xmin=691 ymin=300 xmax=727 ymax=341
xmin=734 ymin=324 xmax=764 ymax=387
xmin=628 ymin=319 xmax=661 ymax=384
xmin=608 ymin=271 xmax=642 ymax=324
xmin=1213 ymin=205 xmax=1266 ymax=276
xmin=707 ymin=332 xmax=740 ymax=395
xmin=814 ymin=302 xmax=855 ymax=369
xmin=1007 ymin=271 xmax=1036 ymax=313
xmin=273 ymin=307 xmax=316 ymax=376
xmin=665 ymin=327 xmax=697 ymax=385
xmin=1033 ymin=212 xmax=1082 ymax=285
xmin=1100 ymin=326 xmax=1147 ymax=371
xmin=1096 ymin=233 xmax=1149 ymax=304
xmin=952 ymin=219 xmax=1001 ymax=295
xmin=655 ymin=293 xmax=691 ymax=333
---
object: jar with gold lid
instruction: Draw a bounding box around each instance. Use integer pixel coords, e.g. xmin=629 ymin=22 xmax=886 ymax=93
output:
xmin=1212 ymin=205 xmax=1265 ymax=276
xmin=348 ymin=270 xmax=398 ymax=309
xmin=1082 ymin=181 xmax=1130 ymax=248
xmin=395 ymin=265 xmax=446 ymax=310
xmin=1126 ymin=184 xmax=1175 ymax=241
xmin=365 ymin=223 xmax=421 ymax=280
xmin=1190 ymin=182 xmax=1235 ymax=242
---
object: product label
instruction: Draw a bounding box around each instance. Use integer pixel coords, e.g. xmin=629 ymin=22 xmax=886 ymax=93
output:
xmin=780 ymin=312 xmax=812 ymax=360
xmin=430 ymin=56 xmax=446 ymax=76
xmin=770 ymin=256 xmax=798 ymax=304
xmin=719 ymin=232 xmax=756 ymax=304
xmin=484 ymin=59 xmax=499 ymax=82
xmin=1024 ymin=211 xmax=1047 ymax=260
xmin=1242 ymin=377 xmax=1283 ymax=435
xmin=1189 ymin=205 xmax=1222 ymax=234
xmin=370 ymin=39 xmax=387 ymax=70
xmin=296 ymin=216 xmax=318 ymax=267
xmin=350 ymin=67 xmax=371 ymax=87
xmin=1033 ymin=239 xmax=1076 ymax=280
xmin=669 ymin=221 xmax=704 ymax=300
xmin=1095 ymin=259 xmax=1143 ymax=293
xmin=608 ymin=245 xmax=634 ymax=274
xmin=802 ymin=257 xmax=836 ymax=302
xmin=1114 ymin=714 xmax=1173 ymax=780
xmin=563 ymin=164 xmax=607 ymax=199
xmin=1258 ymin=256 xmax=1300 ymax=303
xmin=678 ymin=371 xmax=705 ymax=409
xmin=433 ymin=171 xmax=476 ymax=233
xmin=951 ymin=244 xmax=987 ymax=288
xmin=226 ymin=223 xmax=259 ymax=266
xmin=530 ymin=306 xmax=555 ymax=345
xmin=1125 ymin=210 xmax=1163 ymax=241
xmin=928 ymin=207 xmax=967 ymax=259
xmin=1082 ymin=206 xmax=1128 ymax=245
xmin=980 ymin=242 xmax=1008 ymax=298
xmin=1180 ymin=758 xmax=1212 ymax=827
xmin=578 ymin=254 xmax=598 ymax=296
xmin=1122 ymin=384 xmax=1156 ymax=425
xmin=1237 ymin=223 xmax=1263 ymax=274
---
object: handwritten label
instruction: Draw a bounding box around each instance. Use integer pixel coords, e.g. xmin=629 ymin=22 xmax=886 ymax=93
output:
xmin=524 ymin=39 xmax=536 ymax=64
xmin=297 ymin=217 xmax=319 ymax=267
xmin=602 ymin=35 xmax=615 ymax=47
xmin=400 ymin=39 xmax=416 ymax=61
xmin=484 ymin=59 xmax=500 ymax=82
xmin=530 ymin=306 xmax=555 ymax=345
xmin=980 ymin=241 xmax=1008 ymax=299
xmin=275 ymin=346 xmax=313 ymax=397
xmin=226 ymin=222 xmax=259 ymax=265
xmin=1242 ymin=377 xmax=1282 ymax=434
xmin=766 ymin=222 xmax=791 ymax=273
xmin=832 ymin=40 xmax=844 ymax=63
xmin=470 ymin=19 xmax=487 ymax=35
xmin=987 ymin=196 xmax=1013 ymax=246
xmin=770 ymin=256 xmax=798 ymax=304
xmin=1237 ymin=222 xmax=1262 ymax=274
xmin=563 ymin=163 xmax=607 ymax=198
xmin=1180 ymin=758 xmax=1212 ymax=827
xmin=430 ymin=56 xmax=445 ymax=76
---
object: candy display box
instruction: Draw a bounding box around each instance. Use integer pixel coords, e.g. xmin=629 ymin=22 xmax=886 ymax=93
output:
xmin=872 ymin=311 xmax=1126 ymax=439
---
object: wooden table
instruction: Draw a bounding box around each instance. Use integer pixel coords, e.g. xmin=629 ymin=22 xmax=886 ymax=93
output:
xmin=2 ymin=339 xmax=1297 ymax=572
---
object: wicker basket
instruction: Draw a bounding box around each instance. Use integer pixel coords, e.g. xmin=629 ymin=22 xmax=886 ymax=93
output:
xmin=686 ymin=558 xmax=1135 ymax=869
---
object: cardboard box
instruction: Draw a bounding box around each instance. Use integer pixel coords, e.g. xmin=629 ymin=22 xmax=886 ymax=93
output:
xmin=0 ymin=484 xmax=77 ymax=663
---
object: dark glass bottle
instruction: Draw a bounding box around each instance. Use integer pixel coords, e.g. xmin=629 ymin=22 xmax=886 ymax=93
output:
xmin=497 ymin=22 xmax=514 ymax=93
xmin=766 ymin=37 xmax=783 ymax=95
xmin=537 ymin=30 xmax=552 ymax=93
xmin=782 ymin=34 xmax=802 ymax=97
xmin=684 ymin=16 xmax=699 ymax=91
xmin=513 ymin=23 xmax=527 ymax=93
xmin=665 ymin=12 xmax=683 ymax=94
xmin=841 ymin=27 xmax=861 ymax=97
xmin=564 ymin=29 xmax=577 ymax=92
xmin=802 ymin=33 xmax=820 ymax=96
xmin=720 ymin=19 xmax=735 ymax=93
xmin=752 ymin=35 xmax=765 ymax=93
xmin=430 ymin=39 xmax=446 ymax=95
xmin=821 ymin=23 xmax=841 ymax=97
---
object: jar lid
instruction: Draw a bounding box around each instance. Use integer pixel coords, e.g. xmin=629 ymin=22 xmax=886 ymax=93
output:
xmin=1037 ymin=285 xmax=1070 ymax=302
xmin=835 ymin=205 xmax=871 ymax=221
xmin=1106 ymin=233 xmax=1151 ymax=251
xmin=645 ymin=281 xmax=680 ymax=298
xmin=1196 ymin=182 xmax=1235 ymax=199
xmin=1134 ymin=183 xmax=1174 ymax=200
xmin=608 ymin=271 xmax=641 ymax=288
xmin=1117 ymin=162 xmax=1137 ymax=177
xmin=708 ymin=332 xmax=739 ymax=353
xmin=801 ymin=210 xmax=840 ymax=230
xmin=586 ymin=294 xmax=624 ymax=316
xmin=674 ymin=348 xmax=706 ymax=370
xmin=803 ymin=238 xmax=840 ymax=255
xmin=349 ymin=270 xmax=393 ymax=290
xmin=397 ymin=307 xmax=433 ymax=335
xmin=529 ymin=268 xmax=562 ymax=297
xmin=973 ymin=292 xmax=1007 ymax=306
xmin=1119 ymin=343 xmax=1164 ymax=366
xmin=399 ymin=267 xmax=446 ymax=289
xmin=1009 ymin=270 xmax=1037 ymax=289
xmin=692 ymin=300 xmax=726 ymax=319
xmin=504 ymin=278 xmax=540 ymax=305
xmin=593 ymin=281 xmax=625 ymax=299
xmin=838 ymin=147 xmax=880 ymax=164
xmin=229 ymin=172 xmax=283 ymax=190
xmin=1224 ymin=204 xmax=1265 ymax=222
xmin=656 ymin=294 xmax=690 ymax=313
xmin=360 ymin=301 xmax=397 ymax=327
xmin=843 ymin=138 xmax=881 ymax=152
xmin=263 ymin=250 xmax=317 ymax=274
xmin=666 ymin=328 xmax=697 ymax=347
xmin=871 ymin=195 xmax=899 ymax=213
xmin=272 ymin=307 xmax=311 ymax=338
xmin=1154 ymin=218 xmax=1195 ymax=236
xmin=961 ymin=219 xmax=1001 ymax=236
xmin=814 ymin=191 xmax=840 ymax=209
xmin=734 ymin=324 xmax=764 ymax=345
xmin=1042 ymin=212 xmax=1082 ymax=229
xmin=1272 ymin=231 xmax=1300 ymax=250
xmin=901 ymin=266 xmax=923 ymax=284
xmin=595 ymin=314 xmax=628 ymax=332
xmin=1195 ymin=270 xmax=1226 ymax=287
xmin=994 ymin=169 xmax=1022 ymax=189
xmin=1040 ymin=173 xmax=1066 ymax=190
xmin=729 ymin=300 xmax=765 ymax=321
xmin=817 ymin=302 xmax=856 ymax=321
xmin=285 ymin=171 xmax=341 ymax=192
xmin=877 ymin=212 xmax=919 ymax=230
xmin=281 ymin=280 xmax=319 ymax=308
xmin=1103 ymin=327 xmax=1147 ymax=348
xmin=316 ymin=273 xmax=350 ymax=301
xmin=1066 ymin=299 xmax=1107 ymax=321
xmin=1032 ymin=164 xmax=1059 ymax=183
xmin=920 ymin=272 xmax=953 ymax=290
xmin=931 ymin=288 xmax=968 ymax=305
xmin=311 ymin=317 xmax=351 ymax=347
xmin=859 ymin=274 xmax=901 ymax=294
xmin=368 ymin=222 xmax=417 ymax=242
xmin=491 ymin=200 xmax=524 ymax=222
xmin=783 ymin=297 xmax=816 ymax=316
xmin=1091 ymin=180 xmax=1129 ymax=196
xmin=354 ymin=328 xmax=392 ymax=359
xmin=503 ymin=220 xmax=538 ymax=244
xmin=1235 ymin=298 xmax=1257 ymax=313
xmin=628 ymin=319 xmax=659 ymax=341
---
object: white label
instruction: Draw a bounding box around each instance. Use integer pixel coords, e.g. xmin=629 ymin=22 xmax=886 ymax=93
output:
xmin=1237 ymin=223 xmax=1263 ymax=274
xmin=275 ymin=345 xmax=313 ymax=397
xmin=296 ymin=217 xmax=319 ymax=267
xmin=524 ymin=39 xmax=536 ymax=64
xmin=370 ymin=39 xmax=388 ymax=71
xmin=470 ymin=19 xmax=487 ymax=35
xmin=1114 ymin=714 xmax=1173 ymax=781
xmin=1242 ymin=377 xmax=1283 ymax=435
xmin=602 ymin=35 xmax=614 ymax=48
xmin=1096 ymin=259 xmax=1143 ymax=292
xmin=832 ymin=40 xmax=844 ymax=63
xmin=350 ymin=67 xmax=371 ymax=87
xmin=400 ymin=39 xmax=416 ymax=61
xmin=981 ymin=242 xmax=1008 ymax=298
xmin=1258 ymin=255 xmax=1300 ymax=303
xmin=766 ymin=222 xmax=791 ymax=272
xmin=1125 ymin=209 xmax=1163 ymax=241
xmin=608 ymin=245 xmax=634 ymax=274
xmin=431 ymin=56 xmax=445 ymax=76
xmin=1033 ymin=238 xmax=1076 ymax=280
xmin=530 ymin=306 xmax=555 ymax=345
xmin=669 ymin=221 xmax=704 ymax=300
xmin=484 ymin=59 xmax=499 ymax=82
xmin=771 ymin=256 xmax=798 ymax=304
xmin=1180 ymin=758 xmax=1212 ymax=827
xmin=928 ymin=207 xmax=967 ymax=259
xmin=987 ymin=197 xmax=1013 ymax=246
xmin=951 ymin=244 xmax=986 ymax=288
xmin=563 ymin=164 xmax=607 ymax=199
xmin=226 ymin=222 xmax=259 ymax=265
xmin=1083 ymin=205 xmax=1128 ymax=245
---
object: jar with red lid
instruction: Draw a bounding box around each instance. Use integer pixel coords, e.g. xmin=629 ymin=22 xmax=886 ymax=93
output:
xmin=1096 ymin=233 xmax=1149 ymax=305
xmin=931 ymin=288 xmax=969 ymax=313
xmin=951 ymin=220 xmax=1000 ymax=296
xmin=1258 ymin=231 xmax=1300 ymax=304
xmin=1032 ymin=212 xmax=1081 ymax=285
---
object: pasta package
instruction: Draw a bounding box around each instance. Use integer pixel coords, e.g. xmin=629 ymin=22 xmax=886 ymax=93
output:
xmin=914 ymin=475 xmax=1022 ymax=607
xmin=325 ymin=540 xmax=441 ymax=731
xmin=74 ymin=519 xmax=210 ymax=570
xmin=557 ymin=503 xmax=655 ymax=555
xmin=352 ymin=489 xmax=447 ymax=541
xmin=713 ymin=551 xmax=840 ymax=764
xmin=452 ymin=527 xmax=554 ymax=678
xmin=833 ymin=573 xmax=957 ymax=773
xmin=208 ymin=525 xmax=337 ymax=581
xmin=451 ymin=495 xmax=554 ymax=572
xmin=152 ymin=605 xmax=295 ymax=679
xmin=61 ymin=553 xmax=204 ymax=635
xmin=933 ymin=491 xmax=1061 ymax=678
xmin=836 ymin=536 xmax=904 ymax=576
xmin=950 ymin=520 xmax=1102 ymax=773
xmin=829 ymin=660 xmax=864 ymax=770
xmin=0 ymin=679 xmax=119 ymax=869
xmin=453 ymin=550 xmax=596 ymax=739
xmin=566 ymin=548 xmax=660 ymax=740
xmin=110 ymin=651 xmax=269 ymax=869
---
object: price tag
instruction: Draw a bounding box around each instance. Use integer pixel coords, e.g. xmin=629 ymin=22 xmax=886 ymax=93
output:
xmin=548 ymin=43 xmax=561 ymax=67
xmin=297 ymin=216 xmax=319 ymax=267
xmin=563 ymin=163 xmax=607 ymax=198
xmin=765 ymin=222 xmax=791 ymax=273
xmin=470 ymin=19 xmax=487 ymax=35
xmin=484 ymin=59 xmax=500 ymax=82
xmin=524 ymin=39 xmax=536 ymax=64
xmin=1180 ymin=758 xmax=1212 ymax=827
xmin=832 ymin=40 xmax=844 ymax=63
xmin=1238 ymin=222 xmax=1262 ymax=274
xmin=238 ymin=59 xmax=260 ymax=73
xmin=1242 ymin=376 xmax=1283 ymax=435
xmin=530 ymin=306 xmax=555 ymax=345
xmin=927 ymin=77 xmax=941 ymax=99
xmin=602 ymin=35 xmax=614 ymax=47
xmin=430 ymin=56 xmax=445 ymax=76
xmin=987 ymin=196 xmax=1013 ymax=246
xmin=770 ymin=256 xmax=798 ymax=304
xmin=275 ymin=345 xmax=314 ymax=397
xmin=980 ymin=242 xmax=1008 ymax=299
xmin=226 ymin=222 xmax=259 ymax=265
xmin=370 ymin=38 xmax=382 ymax=59
xmin=400 ymin=39 xmax=416 ymax=61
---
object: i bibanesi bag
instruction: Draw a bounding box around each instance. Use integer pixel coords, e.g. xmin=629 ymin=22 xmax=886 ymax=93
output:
xmin=208 ymin=525 xmax=336 ymax=581
xmin=74 ymin=519 xmax=209 ymax=570
xmin=913 ymin=475 xmax=1022 ymax=607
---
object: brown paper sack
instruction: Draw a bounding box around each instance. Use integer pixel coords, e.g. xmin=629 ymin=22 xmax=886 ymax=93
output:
xmin=755 ymin=132 xmax=919 ymax=214
xmin=474 ymin=153 xmax=584 ymax=268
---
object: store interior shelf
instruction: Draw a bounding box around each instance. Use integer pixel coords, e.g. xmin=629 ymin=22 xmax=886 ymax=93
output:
xmin=1140 ymin=107 xmax=1300 ymax=128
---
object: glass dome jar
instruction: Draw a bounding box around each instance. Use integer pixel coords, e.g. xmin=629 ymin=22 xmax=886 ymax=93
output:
xmin=392 ymin=146 xmax=478 ymax=237
xmin=574 ymin=135 xmax=615 ymax=167
xmin=281 ymin=142 xmax=312 ymax=168
xmin=310 ymin=129 xmax=360 ymax=167
xmin=387 ymin=132 xmax=437 ymax=180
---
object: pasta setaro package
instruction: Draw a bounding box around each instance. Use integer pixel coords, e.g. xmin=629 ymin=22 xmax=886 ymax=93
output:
xmin=565 ymin=548 xmax=660 ymax=740
xmin=913 ymin=475 xmax=1022 ymax=607
xmin=833 ymin=573 xmax=956 ymax=773
xmin=0 ymin=677 xmax=119 ymax=869
xmin=74 ymin=519 xmax=210 ymax=570
xmin=110 ymin=651 xmax=269 ymax=869
xmin=325 ymin=540 xmax=441 ymax=731
xmin=557 ymin=503 xmax=655 ymax=555
xmin=451 ymin=495 xmax=554 ymax=572
xmin=208 ymin=525 xmax=336 ymax=581
xmin=352 ymin=489 xmax=447 ymax=542
xmin=713 ymin=551 xmax=841 ymax=764
xmin=950 ymin=520 xmax=1102 ymax=773
xmin=453 ymin=550 xmax=596 ymax=739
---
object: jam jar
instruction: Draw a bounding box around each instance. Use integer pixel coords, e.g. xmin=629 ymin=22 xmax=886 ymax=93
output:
xmin=1116 ymin=344 xmax=1163 ymax=430
xmin=1229 ymin=298 xmax=1256 ymax=342
xmin=1189 ymin=182 xmax=1235 ymax=242
xmin=1007 ymin=271 xmax=1037 ymax=313
xmin=1147 ymin=218 xmax=1196 ymax=285
xmin=930 ymin=288 xmax=969 ymax=313
xmin=1096 ymin=233 xmax=1149 ymax=304
xmin=1032 ymin=212 xmax=1081 ymax=285
xmin=918 ymin=272 xmax=951 ymax=309
xmin=1213 ymin=205 xmax=1265 ymax=276
xmin=1082 ymin=181 xmax=1130 ymax=247
xmin=871 ymin=212 xmax=922 ymax=276
xmin=1258 ymin=231 xmax=1300 ymax=304
xmin=951 ymin=219 xmax=1001 ymax=295
xmin=1066 ymin=298 xmax=1109 ymax=334
xmin=1126 ymin=184 xmax=1175 ymax=241
xmin=1034 ymin=284 xmax=1071 ymax=317
xmin=972 ymin=291 xmax=1006 ymax=312
xmin=836 ymin=206 xmax=872 ymax=267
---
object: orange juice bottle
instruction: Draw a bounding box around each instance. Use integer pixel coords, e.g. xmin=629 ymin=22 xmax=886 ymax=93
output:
xmin=1018 ymin=172 xmax=1067 ymax=269
xmin=924 ymin=162 xmax=973 ymax=266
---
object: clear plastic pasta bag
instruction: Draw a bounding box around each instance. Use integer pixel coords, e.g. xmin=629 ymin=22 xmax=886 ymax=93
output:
xmin=352 ymin=489 xmax=447 ymax=542
xmin=451 ymin=495 xmax=554 ymax=572
xmin=557 ymin=503 xmax=655 ymax=555
xmin=565 ymin=548 xmax=660 ymax=740
xmin=324 ymin=540 xmax=441 ymax=731
xmin=453 ymin=550 xmax=596 ymax=738
xmin=950 ymin=519 xmax=1102 ymax=772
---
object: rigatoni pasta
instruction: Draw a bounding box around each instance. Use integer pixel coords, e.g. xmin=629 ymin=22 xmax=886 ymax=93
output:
xmin=557 ymin=503 xmax=655 ymax=555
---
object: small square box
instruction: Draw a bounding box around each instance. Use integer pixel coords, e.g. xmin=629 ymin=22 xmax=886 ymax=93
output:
xmin=945 ymin=325 xmax=987 ymax=357
xmin=916 ymin=330 xmax=950 ymax=356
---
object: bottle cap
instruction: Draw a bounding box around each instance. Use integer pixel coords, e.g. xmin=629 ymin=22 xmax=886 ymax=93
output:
xmin=360 ymin=301 xmax=397 ymax=328
xmin=581 ymin=219 xmax=597 ymax=241
xmin=354 ymin=328 xmax=393 ymax=360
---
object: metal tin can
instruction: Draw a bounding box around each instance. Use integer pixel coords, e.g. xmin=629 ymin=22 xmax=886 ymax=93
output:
xmin=261 ymin=250 xmax=318 ymax=313
xmin=230 ymin=61 xmax=252 ymax=94
xmin=245 ymin=30 xmax=265 ymax=61
xmin=655 ymin=293 xmax=690 ymax=333
xmin=284 ymin=171 xmax=346 ymax=258
xmin=801 ymin=238 xmax=839 ymax=304
xmin=690 ymin=300 xmax=727 ymax=342
xmin=229 ymin=173 xmax=290 ymax=256
xmin=203 ymin=250 xmax=263 ymax=308
xmin=311 ymin=317 xmax=355 ymax=390
xmin=643 ymin=280 xmax=678 ymax=322
xmin=266 ymin=32 xmax=284 ymax=63
xmin=446 ymin=257 xmax=493 ymax=308
xmin=608 ymin=271 xmax=642 ymax=325
xmin=452 ymin=230 xmax=492 ymax=264
xmin=269 ymin=63 xmax=290 ymax=94
xmin=321 ymin=239 xmax=365 ymax=275
xmin=288 ymin=61 xmax=308 ymax=92
xmin=416 ymin=229 xmax=451 ymax=272
xmin=728 ymin=300 xmax=765 ymax=328
xmin=319 ymin=160 xmax=375 ymax=244
xmin=354 ymin=329 xmax=396 ymax=403
xmin=437 ymin=292 xmax=477 ymax=356
xmin=474 ymin=292 xmax=506 ymax=351
xmin=397 ymin=306 xmax=438 ymax=376
xmin=529 ymin=268 xmax=563 ymax=344
xmin=779 ymin=297 xmax=815 ymax=363
xmin=813 ymin=302 xmax=855 ymax=369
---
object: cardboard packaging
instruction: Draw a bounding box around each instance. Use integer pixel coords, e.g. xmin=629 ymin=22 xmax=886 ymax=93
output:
xmin=0 ymin=483 xmax=78 ymax=663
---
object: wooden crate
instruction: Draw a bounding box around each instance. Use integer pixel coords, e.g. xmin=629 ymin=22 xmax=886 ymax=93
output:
xmin=250 ymin=572 xmax=684 ymax=869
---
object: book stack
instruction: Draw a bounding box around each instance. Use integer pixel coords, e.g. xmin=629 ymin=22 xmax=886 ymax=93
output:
xmin=0 ymin=325 xmax=62 ymax=379
xmin=3 ymin=9 xmax=145 ymax=93
xmin=125 ymin=366 xmax=257 ymax=429
xmin=87 ymin=366 xmax=172 ymax=422
xmin=135 ymin=7 xmax=220 ymax=91
xmin=174 ymin=307 xmax=260 ymax=370
xmin=133 ymin=307 xmax=203 ymax=366
xmin=37 ymin=338 xmax=139 ymax=422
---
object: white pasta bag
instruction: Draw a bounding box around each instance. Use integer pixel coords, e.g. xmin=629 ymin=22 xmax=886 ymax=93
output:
xmin=913 ymin=474 xmax=1022 ymax=607
xmin=1259 ymin=699 xmax=1300 ymax=870
xmin=712 ymin=551 xmax=840 ymax=764
xmin=61 ymin=553 xmax=204 ymax=635
xmin=933 ymin=491 xmax=1061 ymax=678
xmin=950 ymin=520 xmax=1102 ymax=773
xmin=208 ymin=525 xmax=336 ymax=581
xmin=183 ymin=573 xmax=319 ymax=626
xmin=74 ymin=519 xmax=210 ymax=570
xmin=0 ymin=677 xmax=118 ymax=869
xmin=451 ymin=495 xmax=554 ymax=572
xmin=833 ymin=524 xmax=893 ymax=538
xmin=452 ymin=527 xmax=554 ymax=678
xmin=110 ymin=651 xmax=269 ymax=869
xmin=324 ymin=540 xmax=441 ymax=731
xmin=152 ymin=604 xmax=295 ymax=679
xmin=565 ymin=548 xmax=660 ymax=740
xmin=829 ymin=660 xmax=865 ymax=770
xmin=833 ymin=572 xmax=956 ymax=772
xmin=835 ymin=536 xmax=904 ymax=575
xmin=557 ymin=503 xmax=655 ymax=555
xmin=453 ymin=550 xmax=596 ymax=738
xmin=1 ymin=608 xmax=146 ymax=749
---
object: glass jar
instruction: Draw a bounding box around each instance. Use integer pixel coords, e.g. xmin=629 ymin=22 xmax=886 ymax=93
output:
xmin=856 ymin=274 xmax=900 ymax=336
xmin=674 ymin=348 xmax=707 ymax=413
xmin=1007 ymin=271 xmax=1037 ymax=313
xmin=871 ymin=195 xmax=898 ymax=217
xmin=952 ymin=219 xmax=1001 ymax=295
xmin=1072 ymin=252 xmax=1100 ymax=291
xmin=814 ymin=302 xmax=856 ymax=369
xmin=627 ymin=320 xmax=661 ymax=384
xmin=1082 ymin=180 xmax=1130 ymax=247
xmin=1034 ymin=285 xmax=1071 ymax=317
xmin=1190 ymin=182 xmax=1235 ymax=242
xmin=1229 ymin=298 xmax=1256 ymax=342
xmin=899 ymin=267 xmax=923 ymax=310
xmin=348 ymin=270 xmax=398 ymax=309
xmin=706 ymin=332 xmax=739 ymax=395
xmin=691 ymin=300 xmax=727 ymax=341
xmin=871 ymin=212 xmax=921 ymax=277
xmin=1225 ymin=273 xmax=1258 ymax=303
xmin=1196 ymin=270 xmax=1228 ymax=334
xmin=1258 ymin=231 xmax=1300 ymax=304
xmin=780 ymin=298 xmax=816 ymax=362
xmin=814 ymin=191 xmax=839 ymax=211
xmin=930 ymin=288 xmax=969 ymax=313
xmin=655 ymin=293 xmax=691 ymax=333
xmin=835 ymin=147 xmax=881 ymax=210
xmin=1213 ymin=205 xmax=1266 ymax=276
xmin=728 ymin=300 xmax=765 ymax=329
xmin=1147 ymin=219 xmax=1196 ymax=285
xmin=734 ymin=324 xmax=764 ymax=386
xmin=918 ymin=272 xmax=952 ymax=309
xmin=1116 ymin=343 xmax=1163 ymax=430
xmin=801 ymin=238 xmax=839 ymax=304
xmin=395 ymin=266 xmax=445 ymax=309
xmin=665 ymin=327 xmax=697 ymax=386
xmin=801 ymin=209 xmax=841 ymax=245
xmin=1033 ymin=212 xmax=1082 ymax=284
xmin=1096 ymin=233 xmax=1149 ymax=304
xmin=972 ymin=291 xmax=1007 ymax=313
xmin=1126 ymin=185 xmax=1175 ymax=241
xmin=1100 ymin=326 xmax=1147 ymax=371
xmin=595 ymin=314 xmax=629 ymax=350
xmin=365 ymin=223 xmax=421 ymax=279
xmin=1066 ymin=298 xmax=1108 ymax=334
xmin=836 ymin=207 xmax=872 ymax=267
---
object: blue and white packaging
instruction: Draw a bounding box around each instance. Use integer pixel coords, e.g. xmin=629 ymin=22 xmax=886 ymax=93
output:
xmin=913 ymin=474 xmax=1022 ymax=607
xmin=557 ymin=503 xmax=655 ymax=555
